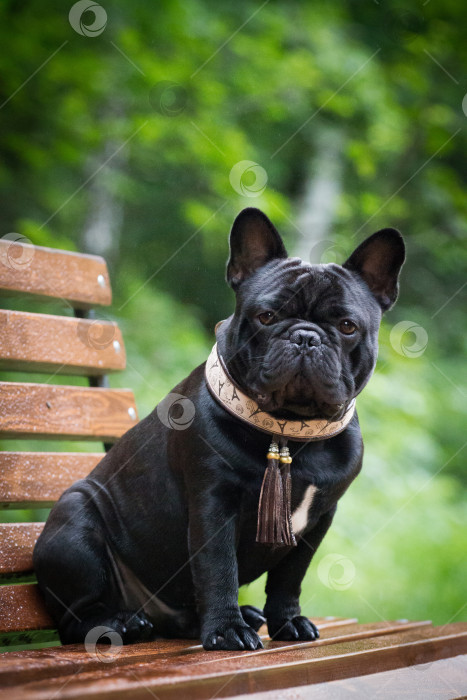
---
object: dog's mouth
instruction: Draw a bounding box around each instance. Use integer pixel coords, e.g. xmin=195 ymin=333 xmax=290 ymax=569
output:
xmin=249 ymin=363 xmax=350 ymax=421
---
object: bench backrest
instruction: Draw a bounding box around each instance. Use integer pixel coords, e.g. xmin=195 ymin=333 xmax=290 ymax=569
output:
xmin=0 ymin=238 xmax=138 ymax=648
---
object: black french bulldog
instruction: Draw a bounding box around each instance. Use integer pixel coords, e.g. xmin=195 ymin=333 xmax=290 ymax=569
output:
xmin=34 ymin=208 xmax=405 ymax=651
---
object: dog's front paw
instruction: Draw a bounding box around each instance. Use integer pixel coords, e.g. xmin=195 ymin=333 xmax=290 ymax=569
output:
xmin=202 ymin=620 xmax=264 ymax=651
xmin=268 ymin=615 xmax=319 ymax=642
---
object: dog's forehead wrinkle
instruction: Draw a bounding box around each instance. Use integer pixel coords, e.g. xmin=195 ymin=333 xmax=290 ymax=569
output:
xmin=242 ymin=262 xmax=373 ymax=327
xmin=257 ymin=270 xmax=343 ymax=316
xmin=267 ymin=257 xmax=313 ymax=279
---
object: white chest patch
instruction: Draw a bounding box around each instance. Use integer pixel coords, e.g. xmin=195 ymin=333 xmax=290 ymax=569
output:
xmin=291 ymin=485 xmax=318 ymax=534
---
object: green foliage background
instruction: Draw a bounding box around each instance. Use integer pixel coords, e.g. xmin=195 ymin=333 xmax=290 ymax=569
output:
xmin=0 ymin=0 xmax=466 ymax=633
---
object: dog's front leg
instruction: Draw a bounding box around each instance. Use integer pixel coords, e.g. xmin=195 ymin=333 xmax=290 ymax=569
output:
xmin=264 ymin=506 xmax=337 ymax=641
xmin=188 ymin=482 xmax=263 ymax=651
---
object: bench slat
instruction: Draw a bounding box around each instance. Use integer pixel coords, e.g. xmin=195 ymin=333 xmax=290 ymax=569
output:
xmin=0 ymin=584 xmax=53 ymax=633
xmin=0 ymin=240 xmax=111 ymax=307
xmin=2 ymin=620 xmax=466 ymax=699
xmin=0 ymin=619 xmax=425 ymax=683
xmin=0 ymin=382 xmax=138 ymax=441
xmin=0 ymin=310 xmax=126 ymax=376
xmin=0 ymin=452 xmax=102 ymax=509
xmin=41 ymin=625 xmax=467 ymax=700
xmin=0 ymin=524 xmax=44 ymax=575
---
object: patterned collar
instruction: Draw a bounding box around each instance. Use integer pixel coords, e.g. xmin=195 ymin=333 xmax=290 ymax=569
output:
xmin=204 ymin=343 xmax=356 ymax=442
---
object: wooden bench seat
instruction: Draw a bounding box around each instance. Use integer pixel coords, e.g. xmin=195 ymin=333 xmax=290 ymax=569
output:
xmin=1 ymin=619 xmax=466 ymax=699
xmin=1 ymin=239 xmax=466 ymax=699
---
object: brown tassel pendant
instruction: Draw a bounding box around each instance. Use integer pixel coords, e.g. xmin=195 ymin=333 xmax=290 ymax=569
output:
xmin=256 ymin=439 xmax=297 ymax=546
xmin=256 ymin=441 xmax=283 ymax=544
xmin=279 ymin=445 xmax=297 ymax=547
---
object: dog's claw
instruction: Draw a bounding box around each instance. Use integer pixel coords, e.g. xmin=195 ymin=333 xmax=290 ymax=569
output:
xmin=203 ymin=622 xmax=263 ymax=651
xmin=269 ymin=616 xmax=319 ymax=642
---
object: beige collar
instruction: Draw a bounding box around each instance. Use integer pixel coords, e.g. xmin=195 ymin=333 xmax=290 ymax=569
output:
xmin=205 ymin=343 xmax=356 ymax=442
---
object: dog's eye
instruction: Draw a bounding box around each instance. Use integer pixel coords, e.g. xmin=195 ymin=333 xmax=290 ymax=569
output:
xmin=258 ymin=311 xmax=276 ymax=326
xmin=338 ymin=319 xmax=358 ymax=335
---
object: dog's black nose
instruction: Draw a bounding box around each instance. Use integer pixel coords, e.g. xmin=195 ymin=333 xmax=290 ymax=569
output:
xmin=290 ymin=329 xmax=321 ymax=347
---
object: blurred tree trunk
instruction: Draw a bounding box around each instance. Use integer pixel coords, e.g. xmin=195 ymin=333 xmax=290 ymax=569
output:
xmin=80 ymin=139 xmax=124 ymax=267
xmin=294 ymin=127 xmax=344 ymax=263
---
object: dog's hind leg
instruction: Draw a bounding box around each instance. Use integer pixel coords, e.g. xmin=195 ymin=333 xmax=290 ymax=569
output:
xmin=33 ymin=489 xmax=153 ymax=645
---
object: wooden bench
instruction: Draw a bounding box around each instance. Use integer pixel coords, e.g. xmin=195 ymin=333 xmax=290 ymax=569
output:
xmin=0 ymin=238 xmax=466 ymax=699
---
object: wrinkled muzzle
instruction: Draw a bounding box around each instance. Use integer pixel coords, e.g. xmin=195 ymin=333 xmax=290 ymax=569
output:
xmin=245 ymin=324 xmax=353 ymax=419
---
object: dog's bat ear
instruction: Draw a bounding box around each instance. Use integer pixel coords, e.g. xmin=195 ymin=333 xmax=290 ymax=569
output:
xmin=226 ymin=208 xmax=288 ymax=290
xmin=343 ymin=228 xmax=405 ymax=312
